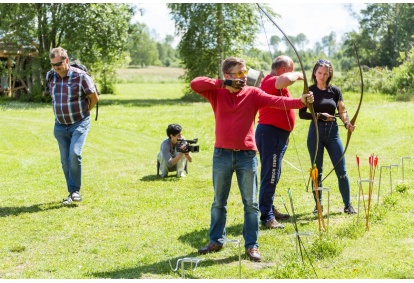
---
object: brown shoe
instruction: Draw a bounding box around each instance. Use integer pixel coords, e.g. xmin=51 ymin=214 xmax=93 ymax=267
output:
xmin=198 ymin=242 xmax=223 ymax=255
xmin=272 ymin=206 xmax=290 ymax=220
xmin=246 ymin=247 xmax=262 ymax=262
xmin=263 ymin=218 xmax=285 ymax=229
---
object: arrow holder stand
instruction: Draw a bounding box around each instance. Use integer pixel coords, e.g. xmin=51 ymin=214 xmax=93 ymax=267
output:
xmin=357 ymin=179 xmax=373 ymax=224
xmin=223 ymin=238 xmax=242 ymax=279
xmin=169 ymin=257 xmax=205 ymax=279
xmin=291 ymin=232 xmax=312 ymax=260
xmin=313 ymin=187 xmax=330 ymax=232
xmin=389 ymin=164 xmax=400 ymax=195
xmin=401 ymin=156 xmax=411 ymax=183
xmin=378 ymin=165 xmax=390 ymax=205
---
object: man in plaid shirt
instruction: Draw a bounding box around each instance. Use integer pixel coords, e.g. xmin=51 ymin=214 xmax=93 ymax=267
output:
xmin=46 ymin=47 xmax=99 ymax=205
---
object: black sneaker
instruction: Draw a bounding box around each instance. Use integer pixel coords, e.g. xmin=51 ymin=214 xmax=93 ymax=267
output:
xmin=344 ymin=205 xmax=356 ymax=214
xmin=313 ymin=205 xmax=324 ymax=214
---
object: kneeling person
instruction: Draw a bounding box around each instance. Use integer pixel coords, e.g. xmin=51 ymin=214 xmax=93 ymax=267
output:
xmin=158 ymin=124 xmax=192 ymax=177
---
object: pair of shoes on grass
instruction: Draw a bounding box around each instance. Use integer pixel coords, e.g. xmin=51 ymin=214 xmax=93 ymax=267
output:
xmin=312 ymin=204 xmax=356 ymax=215
xmin=62 ymin=191 xmax=82 ymax=205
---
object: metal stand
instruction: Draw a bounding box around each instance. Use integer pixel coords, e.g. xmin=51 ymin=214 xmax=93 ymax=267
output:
xmin=401 ymin=156 xmax=411 ymax=183
xmin=223 ymin=239 xmax=242 ymax=279
xmin=169 ymin=257 xmax=205 ymax=278
xmin=313 ymin=187 xmax=330 ymax=232
xmin=389 ymin=164 xmax=400 ymax=194
xmin=291 ymin=232 xmax=312 ymax=260
xmin=357 ymin=179 xmax=373 ymax=224
xmin=378 ymin=166 xmax=390 ymax=205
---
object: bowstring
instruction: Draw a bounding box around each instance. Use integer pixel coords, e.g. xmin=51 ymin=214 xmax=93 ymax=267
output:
xmin=258 ymin=8 xmax=307 ymax=189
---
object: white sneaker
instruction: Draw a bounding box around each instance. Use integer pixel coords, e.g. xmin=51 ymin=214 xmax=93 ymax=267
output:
xmin=62 ymin=191 xmax=82 ymax=205
xmin=71 ymin=191 xmax=82 ymax=202
xmin=176 ymin=171 xmax=186 ymax=178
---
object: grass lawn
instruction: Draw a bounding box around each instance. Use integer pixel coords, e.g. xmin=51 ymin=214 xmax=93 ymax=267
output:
xmin=0 ymin=67 xmax=413 ymax=279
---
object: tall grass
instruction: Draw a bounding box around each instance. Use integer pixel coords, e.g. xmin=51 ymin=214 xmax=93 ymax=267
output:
xmin=0 ymin=67 xmax=413 ymax=279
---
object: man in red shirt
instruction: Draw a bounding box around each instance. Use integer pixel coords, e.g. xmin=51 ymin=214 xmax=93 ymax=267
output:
xmin=190 ymin=56 xmax=313 ymax=262
xmin=256 ymin=55 xmax=305 ymax=229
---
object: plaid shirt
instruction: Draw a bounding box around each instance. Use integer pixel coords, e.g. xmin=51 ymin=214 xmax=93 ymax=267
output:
xmin=46 ymin=66 xmax=96 ymax=125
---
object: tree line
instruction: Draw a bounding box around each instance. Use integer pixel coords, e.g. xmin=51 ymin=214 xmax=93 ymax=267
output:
xmin=0 ymin=3 xmax=413 ymax=100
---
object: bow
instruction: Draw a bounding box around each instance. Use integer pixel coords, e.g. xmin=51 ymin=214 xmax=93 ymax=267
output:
xmin=322 ymin=43 xmax=363 ymax=182
xmin=256 ymin=4 xmax=319 ymax=191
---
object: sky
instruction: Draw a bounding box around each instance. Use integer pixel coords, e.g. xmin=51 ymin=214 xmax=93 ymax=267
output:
xmin=134 ymin=2 xmax=368 ymax=51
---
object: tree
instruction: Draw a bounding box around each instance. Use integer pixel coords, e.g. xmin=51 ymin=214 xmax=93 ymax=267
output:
xmin=0 ymin=3 xmax=134 ymax=94
xmin=167 ymin=3 xmax=274 ymax=99
xmin=321 ymin=32 xmax=337 ymax=57
xmin=344 ymin=3 xmax=414 ymax=68
xmin=128 ymin=23 xmax=158 ymax=67
xmin=270 ymin=35 xmax=281 ymax=54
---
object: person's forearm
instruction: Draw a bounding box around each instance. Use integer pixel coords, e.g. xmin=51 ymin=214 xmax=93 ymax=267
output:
xmin=88 ymin=92 xmax=99 ymax=110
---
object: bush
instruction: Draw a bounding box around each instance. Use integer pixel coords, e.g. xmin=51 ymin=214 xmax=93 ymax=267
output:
xmin=395 ymin=184 xmax=409 ymax=194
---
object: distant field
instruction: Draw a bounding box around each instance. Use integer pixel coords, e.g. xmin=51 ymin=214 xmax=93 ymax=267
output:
xmin=116 ymin=66 xmax=184 ymax=83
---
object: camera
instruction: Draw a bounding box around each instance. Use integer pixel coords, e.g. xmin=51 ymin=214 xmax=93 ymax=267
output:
xmin=176 ymin=138 xmax=200 ymax=153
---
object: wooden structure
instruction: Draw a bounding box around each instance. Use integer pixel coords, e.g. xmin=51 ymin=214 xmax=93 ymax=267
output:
xmin=0 ymin=42 xmax=39 ymax=97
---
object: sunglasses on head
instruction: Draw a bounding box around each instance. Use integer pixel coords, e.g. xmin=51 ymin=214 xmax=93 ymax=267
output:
xmin=51 ymin=60 xmax=66 ymax=67
xmin=226 ymin=69 xmax=248 ymax=78
xmin=317 ymin=59 xmax=331 ymax=65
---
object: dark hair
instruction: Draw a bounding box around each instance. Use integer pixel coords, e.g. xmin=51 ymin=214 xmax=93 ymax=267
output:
xmin=222 ymin=57 xmax=245 ymax=75
xmin=166 ymin=124 xmax=182 ymax=137
xmin=311 ymin=59 xmax=334 ymax=86
xmin=49 ymin=47 xmax=68 ymax=60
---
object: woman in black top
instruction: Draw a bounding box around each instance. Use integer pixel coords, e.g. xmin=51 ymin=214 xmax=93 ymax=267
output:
xmin=299 ymin=59 xmax=356 ymax=215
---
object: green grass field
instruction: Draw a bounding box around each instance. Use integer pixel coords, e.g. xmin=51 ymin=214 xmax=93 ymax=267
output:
xmin=0 ymin=67 xmax=413 ymax=279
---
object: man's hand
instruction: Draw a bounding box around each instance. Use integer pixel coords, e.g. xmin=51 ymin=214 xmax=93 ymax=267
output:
xmin=223 ymin=79 xmax=245 ymax=90
xmin=301 ymin=91 xmax=314 ymax=105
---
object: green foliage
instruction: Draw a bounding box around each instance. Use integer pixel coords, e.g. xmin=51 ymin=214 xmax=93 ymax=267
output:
xmin=310 ymin=236 xmax=343 ymax=260
xmin=343 ymin=3 xmax=414 ymax=69
xmin=0 ymin=3 xmax=134 ymax=95
xmin=168 ymin=3 xmax=260 ymax=83
xmin=18 ymin=83 xmax=51 ymax=103
xmin=333 ymin=43 xmax=414 ymax=101
xmin=127 ymin=23 xmax=158 ymax=68
xmin=395 ymin=184 xmax=409 ymax=194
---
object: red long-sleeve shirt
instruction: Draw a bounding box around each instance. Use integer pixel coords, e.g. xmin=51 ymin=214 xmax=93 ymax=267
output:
xmin=190 ymin=77 xmax=305 ymax=151
xmin=258 ymin=75 xmax=296 ymax=132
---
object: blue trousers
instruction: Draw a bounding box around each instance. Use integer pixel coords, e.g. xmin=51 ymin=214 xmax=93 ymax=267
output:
xmin=255 ymin=124 xmax=290 ymax=224
xmin=54 ymin=116 xmax=90 ymax=193
xmin=307 ymin=121 xmax=351 ymax=207
xmin=210 ymin=148 xmax=259 ymax=249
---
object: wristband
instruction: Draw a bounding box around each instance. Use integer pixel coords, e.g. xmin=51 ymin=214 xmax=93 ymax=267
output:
xmin=344 ymin=122 xmax=349 ymax=129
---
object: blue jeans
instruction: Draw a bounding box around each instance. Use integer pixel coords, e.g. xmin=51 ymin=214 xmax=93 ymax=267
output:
xmin=307 ymin=121 xmax=351 ymax=207
xmin=255 ymin=124 xmax=289 ymax=224
xmin=54 ymin=116 xmax=90 ymax=194
xmin=210 ymin=148 xmax=259 ymax=249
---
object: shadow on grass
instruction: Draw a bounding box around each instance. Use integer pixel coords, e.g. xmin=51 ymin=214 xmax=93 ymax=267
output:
xmin=98 ymin=98 xmax=202 ymax=107
xmin=90 ymin=224 xmax=245 ymax=279
xmin=0 ymin=201 xmax=73 ymax=217
xmin=90 ymin=253 xmax=241 ymax=279
xmin=0 ymin=97 xmax=204 ymax=110
xmin=140 ymin=175 xmax=185 ymax=182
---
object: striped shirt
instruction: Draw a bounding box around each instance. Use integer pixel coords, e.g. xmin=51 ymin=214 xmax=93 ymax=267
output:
xmin=46 ymin=66 xmax=96 ymax=125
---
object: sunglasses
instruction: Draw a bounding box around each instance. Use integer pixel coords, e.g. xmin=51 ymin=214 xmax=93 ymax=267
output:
xmin=51 ymin=60 xmax=66 ymax=67
xmin=317 ymin=59 xmax=331 ymax=65
xmin=226 ymin=69 xmax=248 ymax=78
